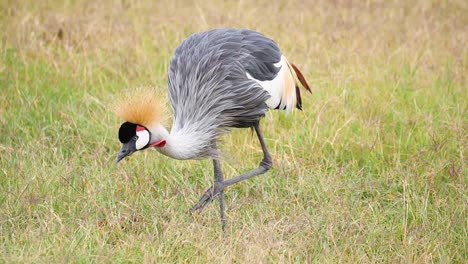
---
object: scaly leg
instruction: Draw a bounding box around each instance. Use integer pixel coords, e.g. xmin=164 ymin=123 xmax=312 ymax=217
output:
xmin=191 ymin=122 xmax=272 ymax=219
xmin=213 ymin=158 xmax=227 ymax=232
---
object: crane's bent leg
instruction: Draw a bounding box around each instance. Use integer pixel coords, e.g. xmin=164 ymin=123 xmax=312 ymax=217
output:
xmin=222 ymin=122 xmax=272 ymax=187
xmin=191 ymin=122 xmax=272 ymax=216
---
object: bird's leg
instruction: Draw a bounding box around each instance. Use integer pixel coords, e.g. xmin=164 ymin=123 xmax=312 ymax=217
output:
xmin=190 ymin=144 xmax=227 ymax=231
xmin=190 ymin=160 xmax=225 ymax=211
xmin=214 ymin=158 xmax=227 ymax=232
xmin=191 ymin=122 xmax=272 ymax=214
xmin=221 ymin=122 xmax=272 ymax=188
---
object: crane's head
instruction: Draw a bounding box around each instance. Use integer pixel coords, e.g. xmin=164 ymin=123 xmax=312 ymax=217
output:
xmin=112 ymin=88 xmax=167 ymax=163
xmin=115 ymin=122 xmax=166 ymax=163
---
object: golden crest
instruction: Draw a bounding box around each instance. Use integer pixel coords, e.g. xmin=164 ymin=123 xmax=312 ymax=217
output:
xmin=113 ymin=87 xmax=166 ymax=127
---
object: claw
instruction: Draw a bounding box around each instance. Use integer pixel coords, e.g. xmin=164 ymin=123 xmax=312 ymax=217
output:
xmin=190 ymin=182 xmax=224 ymax=212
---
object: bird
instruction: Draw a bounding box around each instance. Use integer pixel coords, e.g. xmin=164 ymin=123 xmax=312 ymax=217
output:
xmin=114 ymin=28 xmax=311 ymax=231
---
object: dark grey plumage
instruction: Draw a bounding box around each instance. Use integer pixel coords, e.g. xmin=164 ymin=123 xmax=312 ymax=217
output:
xmin=167 ymin=28 xmax=282 ymax=159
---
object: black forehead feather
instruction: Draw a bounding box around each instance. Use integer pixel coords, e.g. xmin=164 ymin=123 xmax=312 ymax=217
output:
xmin=118 ymin=122 xmax=137 ymax=143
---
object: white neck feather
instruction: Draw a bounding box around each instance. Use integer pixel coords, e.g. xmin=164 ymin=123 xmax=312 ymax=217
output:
xmin=148 ymin=123 xmax=213 ymax=160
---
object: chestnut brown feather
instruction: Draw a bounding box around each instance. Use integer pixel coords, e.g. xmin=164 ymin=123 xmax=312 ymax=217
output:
xmin=290 ymin=63 xmax=312 ymax=93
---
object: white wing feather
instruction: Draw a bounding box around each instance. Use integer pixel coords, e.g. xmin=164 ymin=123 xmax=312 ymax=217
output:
xmin=246 ymin=55 xmax=297 ymax=112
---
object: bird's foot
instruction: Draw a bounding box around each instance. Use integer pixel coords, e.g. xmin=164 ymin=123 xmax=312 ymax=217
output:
xmin=190 ymin=182 xmax=225 ymax=212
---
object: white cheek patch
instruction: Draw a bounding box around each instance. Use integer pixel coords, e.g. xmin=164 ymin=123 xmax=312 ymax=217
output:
xmin=135 ymin=130 xmax=150 ymax=150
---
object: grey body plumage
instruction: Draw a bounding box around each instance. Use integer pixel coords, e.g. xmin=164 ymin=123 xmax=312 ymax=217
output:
xmin=115 ymin=28 xmax=311 ymax=231
xmin=168 ymin=28 xmax=282 ymax=159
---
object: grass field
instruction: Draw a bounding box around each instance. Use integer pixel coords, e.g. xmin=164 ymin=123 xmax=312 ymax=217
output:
xmin=0 ymin=0 xmax=466 ymax=262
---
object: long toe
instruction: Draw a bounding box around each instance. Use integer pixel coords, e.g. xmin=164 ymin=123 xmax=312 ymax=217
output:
xmin=190 ymin=193 xmax=212 ymax=212
xmin=190 ymin=183 xmax=224 ymax=212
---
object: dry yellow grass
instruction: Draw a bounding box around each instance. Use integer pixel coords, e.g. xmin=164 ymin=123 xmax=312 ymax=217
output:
xmin=0 ymin=0 xmax=466 ymax=262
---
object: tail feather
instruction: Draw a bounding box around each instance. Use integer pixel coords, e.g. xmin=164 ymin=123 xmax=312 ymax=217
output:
xmin=284 ymin=59 xmax=311 ymax=110
xmin=290 ymin=63 xmax=312 ymax=93
xmin=295 ymin=86 xmax=303 ymax=110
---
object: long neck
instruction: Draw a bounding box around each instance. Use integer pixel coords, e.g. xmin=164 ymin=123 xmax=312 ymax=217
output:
xmin=148 ymin=123 xmax=216 ymax=160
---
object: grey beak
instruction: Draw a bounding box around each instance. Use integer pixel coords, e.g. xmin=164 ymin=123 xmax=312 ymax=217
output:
xmin=115 ymin=142 xmax=136 ymax=163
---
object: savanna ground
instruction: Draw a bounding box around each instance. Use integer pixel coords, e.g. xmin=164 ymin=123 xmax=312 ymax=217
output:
xmin=0 ymin=0 xmax=466 ymax=262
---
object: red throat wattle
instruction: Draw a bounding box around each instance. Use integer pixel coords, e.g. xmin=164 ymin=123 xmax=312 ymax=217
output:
xmin=151 ymin=139 xmax=166 ymax=147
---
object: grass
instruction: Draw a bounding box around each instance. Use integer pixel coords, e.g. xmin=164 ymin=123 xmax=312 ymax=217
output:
xmin=0 ymin=0 xmax=466 ymax=262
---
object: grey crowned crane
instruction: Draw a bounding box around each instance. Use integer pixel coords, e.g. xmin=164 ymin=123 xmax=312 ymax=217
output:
xmin=114 ymin=28 xmax=311 ymax=231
